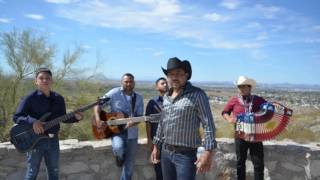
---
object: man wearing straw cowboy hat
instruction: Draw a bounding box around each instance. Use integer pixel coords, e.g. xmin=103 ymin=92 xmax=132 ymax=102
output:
xmin=150 ymin=57 xmax=217 ymax=180
xmin=222 ymin=76 xmax=266 ymax=180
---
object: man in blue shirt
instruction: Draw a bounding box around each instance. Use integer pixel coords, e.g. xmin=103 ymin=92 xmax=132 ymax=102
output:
xmin=94 ymin=73 xmax=144 ymax=180
xmin=146 ymin=77 xmax=167 ymax=180
xmin=13 ymin=68 xmax=83 ymax=180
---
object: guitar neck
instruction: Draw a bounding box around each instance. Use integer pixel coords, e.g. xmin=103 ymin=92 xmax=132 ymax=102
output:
xmin=43 ymin=101 xmax=99 ymax=131
xmin=107 ymin=113 xmax=161 ymax=126
xmin=107 ymin=116 xmax=147 ymax=126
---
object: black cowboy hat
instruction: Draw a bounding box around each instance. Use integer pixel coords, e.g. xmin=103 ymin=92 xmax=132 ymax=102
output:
xmin=162 ymin=57 xmax=192 ymax=80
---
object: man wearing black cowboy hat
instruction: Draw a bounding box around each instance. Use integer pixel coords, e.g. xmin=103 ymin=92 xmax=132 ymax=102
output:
xmin=151 ymin=57 xmax=217 ymax=180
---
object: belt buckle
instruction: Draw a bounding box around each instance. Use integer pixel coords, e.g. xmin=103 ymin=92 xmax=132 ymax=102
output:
xmin=48 ymin=133 xmax=55 ymax=138
xmin=167 ymin=144 xmax=185 ymax=153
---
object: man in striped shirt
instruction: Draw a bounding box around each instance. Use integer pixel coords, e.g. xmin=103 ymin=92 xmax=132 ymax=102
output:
xmin=151 ymin=57 xmax=217 ymax=180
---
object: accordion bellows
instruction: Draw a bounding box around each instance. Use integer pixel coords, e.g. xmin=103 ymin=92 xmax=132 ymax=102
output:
xmin=235 ymin=102 xmax=293 ymax=142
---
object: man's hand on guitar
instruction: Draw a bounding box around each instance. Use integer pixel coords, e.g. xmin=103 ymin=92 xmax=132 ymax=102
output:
xmin=125 ymin=120 xmax=135 ymax=128
xmin=115 ymin=112 xmax=135 ymax=129
xmin=33 ymin=120 xmax=45 ymax=134
xmin=75 ymin=112 xmax=83 ymax=121
xmin=94 ymin=117 xmax=105 ymax=133
xmin=95 ymin=119 xmax=102 ymax=128
xmin=272 ymin=102 xmax=281 ymax=111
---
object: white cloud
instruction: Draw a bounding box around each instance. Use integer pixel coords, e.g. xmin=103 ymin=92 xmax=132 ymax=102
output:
xmin=256 ymin=32 xmax=268 ymax=41
xmin=134 ymin=47 xmax=164 ymax=56
xmin=45 ymin=0 xmax=78 ymax=4
xmin=24 ymin=14 xmax=44 ymax=20
xmin=153 ymin=51 xmax=164 ymax=57
xmin=304 ymin=39 xmax=320 ymax=44
xmin=0 ymin=18 xmax=11 ymax=23
xmin=50 ymin=1 xmax=319 ymax=50
xmin=133 ymin=0 xmax=181 ymax=16
xmin=81 ymin=44 xmax=92 ymax=49
xmin=142 ymin=47 xmax=154 ymax=51
xmin=99 ymin=38 xmax=110 ymax=44
xmin=255 ymin=4 xmax=282 ymax=19
xmin=203 ymin=13 xmax=229 ymax=22
xmin=220 ymin=0 xmax=241 ymax=10
xmin=311 ymin=54 xmax=320 ymax=60
xmin=190 ymin=39 xmax=262 ymax=50
xmin=270 ymin=25 xmax=285 ymax=32
xmin=54 ymin=1 xmax=265 ymax=50
xmin=313 ymin=25 xmax=320 ymax=31
xmin=134 ymin=0 xmax=156 ymax=5
xmin=247 ymin=22 xmax=261 ymax=29
xmin=56 ymin=0 xmax=186 ymax=35
xmin=250 ymin=50 xmax=267 ymax=60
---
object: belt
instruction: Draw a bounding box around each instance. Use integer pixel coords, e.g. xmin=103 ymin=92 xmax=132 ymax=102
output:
xmin=163 ymin=144 xmax=196 ymax=155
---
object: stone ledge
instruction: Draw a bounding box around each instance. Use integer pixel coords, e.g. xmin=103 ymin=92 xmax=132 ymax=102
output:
xmin=0 ymin=138 xmax=319 ymax=180
xmin=1 ymin=138 xmax=319 ymax=151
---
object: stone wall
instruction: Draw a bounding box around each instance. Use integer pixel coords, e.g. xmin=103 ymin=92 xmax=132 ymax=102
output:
xmin=0 ymin=138 xmax=319 ymax=180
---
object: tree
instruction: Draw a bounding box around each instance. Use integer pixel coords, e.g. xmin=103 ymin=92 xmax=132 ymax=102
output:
xmin=1 ymin=29 xmax=54 ymax=103
xmin=0 ymin=29 xmax=83 ymax=142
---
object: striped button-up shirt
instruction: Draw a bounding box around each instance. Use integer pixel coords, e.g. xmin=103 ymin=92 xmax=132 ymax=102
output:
xmin=153 ymin=82 xmax=217 ymax=150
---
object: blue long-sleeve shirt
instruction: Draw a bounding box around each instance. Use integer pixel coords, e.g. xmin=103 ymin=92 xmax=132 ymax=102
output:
xmin=13 ymin=89 xmax=78 ymax=134
xmin=145 ymin=96 xmax=163 ymax=139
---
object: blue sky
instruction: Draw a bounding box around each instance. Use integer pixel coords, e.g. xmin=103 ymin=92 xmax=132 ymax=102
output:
xmin=0 ymin=0 xmax=320 ymax=85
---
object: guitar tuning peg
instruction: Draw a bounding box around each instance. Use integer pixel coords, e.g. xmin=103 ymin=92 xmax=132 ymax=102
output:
xmin=98 ymin=97 xmax=110 ymax=105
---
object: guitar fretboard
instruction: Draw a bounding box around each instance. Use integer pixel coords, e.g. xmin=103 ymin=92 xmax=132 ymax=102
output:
xmin=107 ymin=113 xmax=161 ymax=126
xmin=43 ymin=100 xmax=103 ymax=131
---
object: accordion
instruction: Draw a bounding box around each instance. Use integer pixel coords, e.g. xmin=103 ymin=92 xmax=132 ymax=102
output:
xmin=235 ymin=102 xmax=293 ymax=142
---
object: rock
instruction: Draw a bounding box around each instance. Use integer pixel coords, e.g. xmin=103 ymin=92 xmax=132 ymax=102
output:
xmin=265 ymin=161 xmax=277 ymax=172
xmin=310 ymin=160 xmax=320 ymax=177
xmin=281 ymin=162 xmax=303 ymax=172
xmin=141 ymin=166 xmax=154 ymax=179
xmin=223 ymin=153 xmax=236 ymax=161
xmin=66 ymin=173 xmax=94 ymax=180
xmin=60 ymin=162 xmax=89 ymax=174
xmin=6 ymin=169 xmax=25 ymax=180
xmin=90 ymin=164 xmax=100 ymax=173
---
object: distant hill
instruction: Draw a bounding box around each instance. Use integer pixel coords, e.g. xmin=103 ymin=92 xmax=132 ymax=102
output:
xmin=192 ymin=81 xmax=320 ymax=92
xmin=64 ymin=74 xmax=320 ymax=92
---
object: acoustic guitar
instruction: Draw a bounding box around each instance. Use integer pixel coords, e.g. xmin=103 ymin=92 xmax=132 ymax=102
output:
xmin=10 ymin=97 xmax=109 ymax=153
xmin=92 ymin=111 xmax=160 ymax=139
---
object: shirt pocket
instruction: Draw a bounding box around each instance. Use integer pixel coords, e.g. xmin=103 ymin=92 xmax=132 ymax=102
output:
xmin=174 ymin=98 xmax=196 ymax=118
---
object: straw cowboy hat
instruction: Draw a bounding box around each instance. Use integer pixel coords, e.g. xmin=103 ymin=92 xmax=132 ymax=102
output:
xmin=162 ymin=57 xmax=192 ymax=80
xmin=235 ymin=76 xmax=256 ymax=90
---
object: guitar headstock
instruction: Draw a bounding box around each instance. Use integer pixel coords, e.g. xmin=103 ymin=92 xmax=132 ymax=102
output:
xmin=97 ymin=97 xmax=110 ymax=106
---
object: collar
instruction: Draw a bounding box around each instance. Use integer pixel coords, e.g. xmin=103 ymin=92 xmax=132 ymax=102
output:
xmin=167 ymin=81 xmax=192 ymax=96
xmin=240 ymin=94 xmax=252 ymax=100
xmin=36 ymin=89 xmax=52 ymax=97
xmin=120 ymin=87 xmax=135 ymax=96
xmin=156 ymin=95 xmax=163 ymax=102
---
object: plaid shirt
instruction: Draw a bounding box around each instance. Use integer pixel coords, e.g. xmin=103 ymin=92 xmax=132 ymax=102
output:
xmin=153 ymin=82 xmax=217 ymax=150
